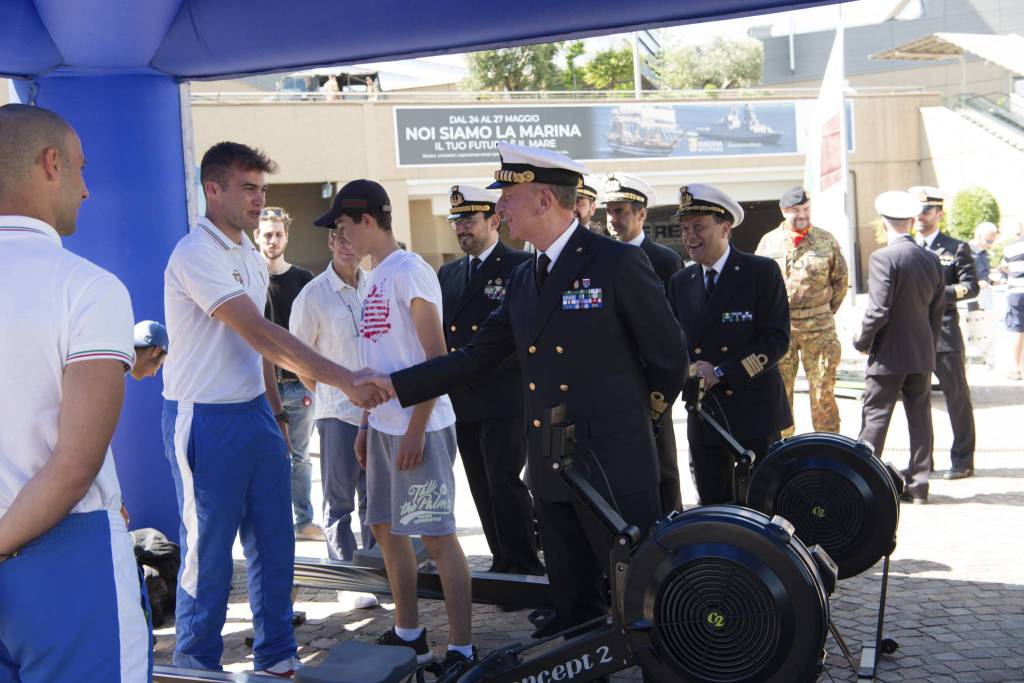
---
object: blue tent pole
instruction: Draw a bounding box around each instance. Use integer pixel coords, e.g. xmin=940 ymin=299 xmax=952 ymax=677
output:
xmin=13 ymin=74 xmax=190 ymax=541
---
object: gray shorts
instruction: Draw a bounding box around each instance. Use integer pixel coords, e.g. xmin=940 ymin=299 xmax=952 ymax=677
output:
xmin=365 ymin=425 xmax=457 ymax=536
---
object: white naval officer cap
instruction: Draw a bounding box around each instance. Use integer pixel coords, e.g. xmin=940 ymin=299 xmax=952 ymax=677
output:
xmin=672 ymin=183 xmax=744 ymax=227
xmin=907 ymin=185 xmax=945 ymax=208
xmin=875 ymin=191 xmax=921 ymax=220
xmin=577 ymin=174 xmax=601 ymax=201
xmin=487 ymin=141 xmax=588 ymax=189
xmin=603 ymin=172 xmax=656 ymax=207
xmin=447 ymin=185 xmax=499 ymax=221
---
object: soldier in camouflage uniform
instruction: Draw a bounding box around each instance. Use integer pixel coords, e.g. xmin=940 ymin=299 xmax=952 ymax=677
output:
xmin=755 ymin=187 xmax=848 ymax=436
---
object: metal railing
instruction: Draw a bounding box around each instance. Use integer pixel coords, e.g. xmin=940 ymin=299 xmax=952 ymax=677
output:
xmin=952 ymin=92 xmax=1024 ymax=138
xmin=191 ymin=85 xmax=928 ymax=106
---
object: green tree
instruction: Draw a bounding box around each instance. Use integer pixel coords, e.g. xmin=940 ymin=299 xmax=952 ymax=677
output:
xmin=655 ymin=37 xmax=763 ymax=90
xmin=462 ymin=44 xmax=565 ymax=92
xmin=948 ymin=186 xmax=1000 ymax=242
xmin=564 ymin=40 xmax=585 ymax=91
xmin=581 ymin=45 xmax=634 ymax=91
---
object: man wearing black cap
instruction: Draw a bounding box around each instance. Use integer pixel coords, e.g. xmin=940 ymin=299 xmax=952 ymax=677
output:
xmin=668 ymin=184 xmax=792 ymax=505
xmin=755 ymin=187 xmax=847 ymax=436
xmin=361 ymin=142 xmax=688 ymax=643
xmin=909 ymin=186 xmax=979 ymax=480
xmin=855 ymin=191 xmax=945 ymax=504
xmin=605 ymin=172 xmax=684 ymax=513
xmin=437 ymin=185 xmax=542 ymax=577
xmin=317 ymin=179 xmax=476 ymax=674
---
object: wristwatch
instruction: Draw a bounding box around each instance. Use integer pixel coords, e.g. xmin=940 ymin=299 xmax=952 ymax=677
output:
xmin=274 ymin=411 xmax=289 ymax=424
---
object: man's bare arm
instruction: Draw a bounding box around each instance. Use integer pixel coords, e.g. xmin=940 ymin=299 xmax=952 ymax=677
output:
xmin=395 ymin=297 xmax=446 ymax=471
xmin=0 ymin=360 xmax=124 ymax=554
xmin=213 ymin=295 xmax=386 ymax=409
xmin=263 ymin=358 xmax=284 ymax=415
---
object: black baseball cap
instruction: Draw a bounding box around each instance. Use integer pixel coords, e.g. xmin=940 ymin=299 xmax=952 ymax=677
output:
xmin=314 ymin=179 xmax=392 ymax=228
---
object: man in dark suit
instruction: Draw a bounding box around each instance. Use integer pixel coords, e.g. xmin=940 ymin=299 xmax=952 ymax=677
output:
xmin=855 ymin=191 xmax=945 ymax=504
xmin=667 ymin=184 xmax=792 ymax=505
xmin=437 ymin=184 xmax=542 ymax=576
xmin=604 ymin=172 xmax=685 ymax=513
xmin=361 ymin=142 xmax=688 ymax=635
xmin=909 ymin=186 xmax=980 ymax=480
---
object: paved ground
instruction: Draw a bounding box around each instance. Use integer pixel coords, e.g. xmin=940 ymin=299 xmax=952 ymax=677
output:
xmin=153 ymin=363 xmax=1024 ymax=681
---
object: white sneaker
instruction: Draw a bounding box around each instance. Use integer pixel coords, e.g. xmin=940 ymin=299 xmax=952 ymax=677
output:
xmin=353 ymin=592 xmax=379 ymax=609
xmin=260 ymin=656 xmax=303 ymax=678
xmin=337 ymin=591 xmax=379 ymax=609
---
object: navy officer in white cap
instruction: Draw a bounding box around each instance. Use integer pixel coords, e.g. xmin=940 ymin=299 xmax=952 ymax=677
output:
xmin=436 ymin=185 xmax=542 ymax=577
xmin=855 ymin=191 xmax=945 ymax=504
xmin=604 ymin=172 xmax=684 ymax=513
xmin=573 ymin=174 xmax=609 ymax=236
xmin=667 ymin=183 xmax=791 ymax=505
xmin=362 ymin=141 xmax=688 ymax=645
xmin=908 ymin=185 xmax=979 ymax=480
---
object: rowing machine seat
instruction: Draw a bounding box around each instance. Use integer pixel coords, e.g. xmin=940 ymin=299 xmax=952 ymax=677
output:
xmin=294 ymin=641 xmax=418 ymax=683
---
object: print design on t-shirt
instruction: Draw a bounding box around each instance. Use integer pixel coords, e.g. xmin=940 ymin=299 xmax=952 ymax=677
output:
xmin=361 ymin=279 xmax=392 ymax=342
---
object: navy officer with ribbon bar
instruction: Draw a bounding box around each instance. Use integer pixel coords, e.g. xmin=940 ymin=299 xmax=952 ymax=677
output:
xmin=436 ymin=184 xmax=543 ymax=577
xmin=667 ymin=183 xmax=791 ymax=505
xmin=361 ymin=141 xmax=688 ymax=644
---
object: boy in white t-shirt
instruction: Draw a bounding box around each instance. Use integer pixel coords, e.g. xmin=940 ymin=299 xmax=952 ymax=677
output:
xmin=313 ymin=180 xmax=474 ymax=674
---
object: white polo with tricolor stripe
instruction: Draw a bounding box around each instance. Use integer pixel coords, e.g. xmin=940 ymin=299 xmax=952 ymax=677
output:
xmin=162 ymin=216 xmax=269 ymax=404
xmin=0 ymin=215 xmax=136 ymax=518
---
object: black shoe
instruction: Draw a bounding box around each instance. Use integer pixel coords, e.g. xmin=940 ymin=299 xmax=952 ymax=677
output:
xmin=429 ymin=647 xmax=478 ymax=679
xmin=375 ymin=627 xmax=434 ymax=665
xmin=899 ymin=492 xmax=927 ymax=505
xmin=943 ymin=468 xmax=974 ymax=480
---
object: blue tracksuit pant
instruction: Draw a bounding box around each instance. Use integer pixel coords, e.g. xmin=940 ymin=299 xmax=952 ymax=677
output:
xmin=162 ymin=395 xmax=296 ymax=671
xmin=0 ymin=510 xmax=152 ymax=683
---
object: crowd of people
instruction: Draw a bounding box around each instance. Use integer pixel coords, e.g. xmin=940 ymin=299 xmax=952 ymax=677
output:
xmin=0 ymin=101 xmax=1012 ymax=682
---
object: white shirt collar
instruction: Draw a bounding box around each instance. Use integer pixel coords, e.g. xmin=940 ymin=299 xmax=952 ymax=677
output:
xmin=197 ymin=216 xmax=254 ymax=252
xmin=325 ymin=261 xmax=365 ymax=293
xmin=920 ymin=230 xmax=939 ymax=249
xmin=626 ymin=231 xmax=646 ymax=247
xmin=0 ymin=215 xmax=61 ymax=245
xmin=538 ymin=219 xmax=579 ymax=270
xmin=702 ymin=245 xmax=731 ymax=279
xmin=471 ymin=239 xmax=499 ymax=265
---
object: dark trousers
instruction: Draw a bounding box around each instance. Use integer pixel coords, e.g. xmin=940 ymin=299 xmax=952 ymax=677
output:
xmin=456 ymin=416 xmax=544 ymax=575
xmin=934 ymin=349 xmax=976 ymax=471
xmin=859 ymin=372 xmax=933 ymax=499
xmin=656 ymin=406 xmax=683 ymax=513
xmin=534 ymin=488 xmax=660 ymax=630
xmin=687 ymin=423 xmax=777 ymax=506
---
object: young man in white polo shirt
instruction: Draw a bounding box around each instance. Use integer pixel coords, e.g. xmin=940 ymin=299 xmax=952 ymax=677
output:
xmin=162 ymin=143 xmax=388 ymax=676
xmin=316 ymin=180 xmax=474 ymax=674
xmin=0 ymin=104 xmax=151 ymax=682
xmin=289 ymin=222 xmax=378 ymax=608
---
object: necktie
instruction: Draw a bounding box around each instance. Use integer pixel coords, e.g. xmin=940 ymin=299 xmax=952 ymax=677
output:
xmin=536 ymin=254 xmax=551 ymax=291
xmin=467 ymin=257 xmax=481 ymax=284
xmin=705 ymin=268 xmax=717 ymax=299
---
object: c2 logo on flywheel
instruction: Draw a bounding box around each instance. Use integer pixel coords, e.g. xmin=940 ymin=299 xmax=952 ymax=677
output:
xmin=705 ymin=611 xmax=726 ymax=629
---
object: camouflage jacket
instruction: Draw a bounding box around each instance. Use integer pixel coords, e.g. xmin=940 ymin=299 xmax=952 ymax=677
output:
xmin=755 ymin=223 xmax=848 ymax=321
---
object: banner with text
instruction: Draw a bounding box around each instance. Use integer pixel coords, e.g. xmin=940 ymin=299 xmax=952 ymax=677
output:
xmin=393 ymin=102 xmax=853 ymax=167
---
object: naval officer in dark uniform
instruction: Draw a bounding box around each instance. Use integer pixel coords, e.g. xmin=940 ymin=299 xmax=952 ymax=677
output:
xmin=855 ymin=191 xmax=945 ymax=504
xmin=574 ymin=174 xmax=610 ymax=236
xmin=909 ymin=186 xmax=980 ymax=480
xmin=362 ymin=142 xmax=688 ymax=634
xmin=667 ymin=184 xmax=792 ymax=505
xmin=437 ymin=184 xmax=543 ymax=576
xmin=604 ymin=172 xmax=685 ymax=513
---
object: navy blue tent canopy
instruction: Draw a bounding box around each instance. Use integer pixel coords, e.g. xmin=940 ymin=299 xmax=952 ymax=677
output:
xmin=0 ymin=0 xmax=839 ymax=539
xmin=2 ymin=0 xmax=839 ymax=80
